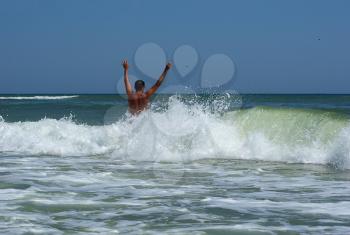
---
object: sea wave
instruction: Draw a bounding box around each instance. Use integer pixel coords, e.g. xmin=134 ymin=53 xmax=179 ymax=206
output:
xmin=0 ymin=97 xmax=350 ymax=168
xmin=0 ymin=95 xmax=79 ymax=100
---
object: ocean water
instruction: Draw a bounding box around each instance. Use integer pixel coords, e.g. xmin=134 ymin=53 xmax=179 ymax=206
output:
xmin=1 ymin=94 xmax=350 ymax=234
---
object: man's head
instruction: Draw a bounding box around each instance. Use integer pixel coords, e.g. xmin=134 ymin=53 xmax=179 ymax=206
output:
xmin=134 ymin=80 xmax=145 ymax=92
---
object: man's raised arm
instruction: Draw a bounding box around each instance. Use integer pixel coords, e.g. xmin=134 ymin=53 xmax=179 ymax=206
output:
xmin=145 ymin=63 xmax=172 ymax=97
xmin=122 ymin=60 xmax=132 ymax=95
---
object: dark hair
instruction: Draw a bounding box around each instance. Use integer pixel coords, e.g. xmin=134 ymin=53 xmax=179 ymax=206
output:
xmin=134 ymin=80 xmax=145 ymax=91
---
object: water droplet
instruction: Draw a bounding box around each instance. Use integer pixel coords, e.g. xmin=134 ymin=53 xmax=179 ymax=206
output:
xmin=135 ymin=43 xmax=166 ymax=79
xmin=173 ymin=45 xmax=198 ymax=77
xmin=201 ymin=54 xmax=235 ymax=88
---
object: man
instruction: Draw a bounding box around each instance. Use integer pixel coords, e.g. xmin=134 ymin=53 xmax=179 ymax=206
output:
xmin=122 ymin=59 xmax=172 ymax=114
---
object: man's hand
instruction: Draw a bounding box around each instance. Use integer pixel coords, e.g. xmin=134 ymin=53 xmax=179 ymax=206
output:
xmin=165 ymin=62 xmax=172 ymax=70
xmin=122 ymin=60 xmax=129 ymax=70
xmin=145 ymin=62 xmax=171 ymax=98
xmin=123 ymin=59 xmax=132 ymax=95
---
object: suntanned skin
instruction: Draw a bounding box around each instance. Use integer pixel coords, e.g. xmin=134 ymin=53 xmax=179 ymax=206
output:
xmin=122 ymin=59 xmax=172 ymax=115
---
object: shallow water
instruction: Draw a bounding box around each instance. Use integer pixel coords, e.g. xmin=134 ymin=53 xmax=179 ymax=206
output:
xmin=1 ymin=94 xmax=350 ymax=234
xmin=1 ymin=155 xmax=350 ymax=234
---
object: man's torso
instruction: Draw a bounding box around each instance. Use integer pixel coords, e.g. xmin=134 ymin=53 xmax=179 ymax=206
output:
xmin=127 ymin=93 xmax=149 ymax=114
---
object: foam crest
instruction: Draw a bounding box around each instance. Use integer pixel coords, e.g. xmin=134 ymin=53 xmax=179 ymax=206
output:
xmin=1 ymin=96 xmax=350 ymax=168
xmin=0 ymin=116 xmax=123 ymax=156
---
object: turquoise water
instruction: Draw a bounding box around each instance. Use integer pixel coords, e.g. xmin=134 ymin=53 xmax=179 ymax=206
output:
xmin=1 ymin=94 xmax=350 ymax=234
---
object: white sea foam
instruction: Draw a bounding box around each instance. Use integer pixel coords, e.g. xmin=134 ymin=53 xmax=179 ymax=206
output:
xmin=0 ymin=96 xmax=350 ymax=168
xmin=0 ymin=95 xmax=79 ymax=100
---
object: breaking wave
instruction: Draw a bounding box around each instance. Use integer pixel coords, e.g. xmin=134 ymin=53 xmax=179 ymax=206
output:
xmin=0 ymin=97 xmax=350 ymax=169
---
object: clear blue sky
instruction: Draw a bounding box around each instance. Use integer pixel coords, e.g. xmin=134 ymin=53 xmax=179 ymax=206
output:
xmin=0 ymin=0 xmax=349 ymax=94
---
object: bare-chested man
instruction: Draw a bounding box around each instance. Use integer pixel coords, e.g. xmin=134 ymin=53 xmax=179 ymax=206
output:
xmin=122 ymin=59 xmax=172 ymax=114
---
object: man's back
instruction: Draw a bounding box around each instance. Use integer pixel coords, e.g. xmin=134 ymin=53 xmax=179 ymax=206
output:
xmin=127 ymin=92 xmax=149 ymax=114
xmin=121 ymin=59 xmax=172 ymax=115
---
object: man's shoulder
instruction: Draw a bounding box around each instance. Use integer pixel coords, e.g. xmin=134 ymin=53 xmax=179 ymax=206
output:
xmin=128 ymin=93 xmax=147 ymax=100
